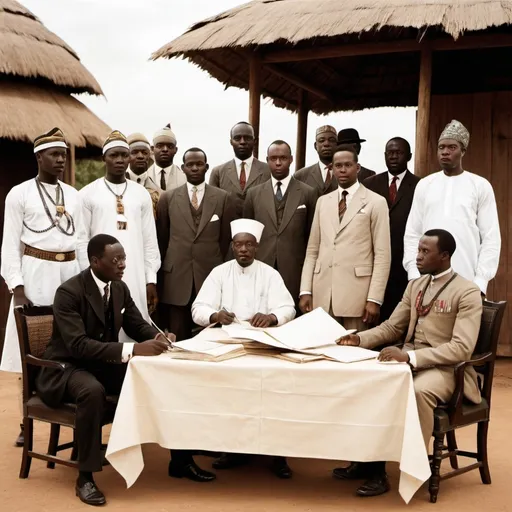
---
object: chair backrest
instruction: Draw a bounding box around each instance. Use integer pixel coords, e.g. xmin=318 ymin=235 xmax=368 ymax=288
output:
xmin=14 ymin=305 xmax=54 ymax=401
xmin=473 ymin=300 xmax=507 ymax=402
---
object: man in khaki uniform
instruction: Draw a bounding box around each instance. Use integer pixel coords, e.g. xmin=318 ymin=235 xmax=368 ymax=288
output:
xmin=299 ymin=145 xmax=391 ymax=331
xmin=334 ymin=229 xmax=482 ymax=497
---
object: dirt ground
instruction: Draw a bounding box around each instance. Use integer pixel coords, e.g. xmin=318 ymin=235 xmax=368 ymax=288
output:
xmin=1 ymin=360 xmax=511 ymax=512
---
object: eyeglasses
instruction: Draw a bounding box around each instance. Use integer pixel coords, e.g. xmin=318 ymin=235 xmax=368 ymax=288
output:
xmin=233 ymin=241 xmax=256 ymax=250
xmin=111 ymin=256 xmax=127 ymax=265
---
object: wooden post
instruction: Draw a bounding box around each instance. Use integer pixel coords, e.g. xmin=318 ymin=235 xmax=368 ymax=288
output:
xmin=249 ymin=53 xmax=262 ymax=158
xmin=415 ymin=48 xmax=432 ymax=176
xmin=64 ymin=144 xmax=76 ymax=186
xmin=295 ymin=90 xmax=309 ymax=171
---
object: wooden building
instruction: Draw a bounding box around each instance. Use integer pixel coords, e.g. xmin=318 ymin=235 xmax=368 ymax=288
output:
xmin=0 ymin=1 xmax=110 ymax=350
xmin=153 ymin=0 xmax=512 ymax=355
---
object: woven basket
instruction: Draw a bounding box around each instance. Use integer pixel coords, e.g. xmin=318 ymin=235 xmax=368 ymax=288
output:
xmin=25 ymin=315 xmax=53 ymax=358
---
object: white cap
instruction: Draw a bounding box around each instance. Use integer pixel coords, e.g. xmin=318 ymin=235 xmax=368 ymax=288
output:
xmin=230 ymin=219 xmax=264 ymax=243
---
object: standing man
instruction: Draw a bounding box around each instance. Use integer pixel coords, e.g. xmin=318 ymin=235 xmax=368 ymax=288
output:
xmin=299 ymin=145 xmax=391 ymax=331
xmin=363 ymin=137 xmax=420 ymax=321
xmin=403 ymin=120 xmax=501 ymax=295
xmin=244 ymin=140 xmax=317 ymax=303
xmin=147 ymin=125 xmax=186 ymax=195
xmin=78 ymin=131 xmax=160 ymax=341
xmin=1 ymin=128 xmax=82 ymax=447
xmin=156 ymin=148 xmax=234 ymax=341
xmin=294 ymin=125 xmax=338 ymax=197
xmin=209 ymin=121 xmax=271 ymax=218
xmin=337 ymin=128 xmax=376 ymax=182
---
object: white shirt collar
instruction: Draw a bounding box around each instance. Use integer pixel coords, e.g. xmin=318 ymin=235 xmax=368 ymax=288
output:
xmin=90 ymin=269 xmax=110 ymax=296
xmin=156 ymin=164 xmax=173 ymax=174
xmin=234 ymin=155 xmax=254 ymax=170
xmin=388 ymin=170 xmax=407 ymax=185
xmin=271 ymin=174 xmax=292 ymax=191
xmin=234 ymin=259 xmax=256 ymax=275
xmin=432 ymin=267 xmax=453 ymax=281
xmin=186 ymin=181 xmax=205 ymax=193
xmin=338 ymin=180 xmax=360 ymax=199
xmin=127 ymin=169 xmax=148 ymax=183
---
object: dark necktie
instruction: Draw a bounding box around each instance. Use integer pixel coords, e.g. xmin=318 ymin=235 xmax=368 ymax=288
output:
xmin=275 ymin=181 xmax=283 ymax=201
xmin=160 ymin=169 xmax=167 ymax=191
xmin=103 ymin=284 xmax=110 ymax=312
xmin=325 ymin=163 xmax=333 ymax=186
xmin=338 ymin=190 xmax=348 ymax=222
xmin=389 ymin=176 xmax=398 ymax=204
xmin=240 ymin=161 xmax=247 ymax=191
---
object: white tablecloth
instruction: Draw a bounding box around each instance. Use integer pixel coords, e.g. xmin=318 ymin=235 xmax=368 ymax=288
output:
xmin=106 ymin=354 xmax=430 ymax=503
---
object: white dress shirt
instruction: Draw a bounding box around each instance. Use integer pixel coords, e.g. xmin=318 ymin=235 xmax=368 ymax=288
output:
xmin=388 ymin=170 xmax=407 ymax=190
xmin=126 ymin=169 xmax=148 ymax=185
xmin=234 ymin=155 xmax=254 ymax=180
xmin=338 ymin=180 xmax=360 ymax=207
xmin=271 ymin=174 xmax=292 ymax=197
xmin=90 ymin=270 xmax=134 ymax=362
xmin=186 ymin=181 xmax=206 ymax=207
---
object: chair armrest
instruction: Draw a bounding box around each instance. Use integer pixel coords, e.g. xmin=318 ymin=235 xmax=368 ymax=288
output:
xmin=26 ymin=354 xmax=67 ymax=370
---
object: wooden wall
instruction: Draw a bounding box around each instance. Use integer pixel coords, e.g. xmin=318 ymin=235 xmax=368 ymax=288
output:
xmin=426 ymin=92 xmax=512 ymax=356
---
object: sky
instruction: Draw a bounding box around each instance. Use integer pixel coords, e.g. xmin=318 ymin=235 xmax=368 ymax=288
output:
xmin=23 ymin=0 xmax=417 ymax=173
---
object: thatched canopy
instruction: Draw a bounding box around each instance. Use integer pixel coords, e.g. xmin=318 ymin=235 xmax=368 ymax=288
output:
xmin=0 ymin=0 xmax=102 ymax=95
xmin=152 ymin=0 xmax=512 ymax=114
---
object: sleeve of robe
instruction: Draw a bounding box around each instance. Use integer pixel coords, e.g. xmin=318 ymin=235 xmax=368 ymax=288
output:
xmin=403 ymin=180 xmax=425 ymax=281
xmin=141 ymin=189 xmax=161 ymax=284
xmin=76 ymin=187 xmax=92 ymax=271
xmin=191 ymin=266 xmax=223 ymax=326
xmin=266 ymin=268 xmax=296 ymax=325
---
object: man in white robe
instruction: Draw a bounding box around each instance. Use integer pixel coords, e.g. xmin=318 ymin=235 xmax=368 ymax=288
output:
xmin=403 ymin=120 xmax=501 ymax=295
xmin=192 ymin=219 xmax=295 ymax=478
xmin=77 ymin=131 xmax=160 ymax=341
xmin=1 ymin=128 xmax=82 ymax=446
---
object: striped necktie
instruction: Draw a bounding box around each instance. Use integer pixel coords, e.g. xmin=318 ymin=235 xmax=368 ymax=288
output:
xmin=338 ymin=190 xmax=348 ymax=221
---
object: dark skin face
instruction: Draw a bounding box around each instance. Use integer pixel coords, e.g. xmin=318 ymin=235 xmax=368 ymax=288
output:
xmin=385 ymin=139 xmax=412 ymax=175
xmin=153 ymin=141 xmax=177 ymax=168
xmin=438 ymin=138 xmax=464 ymax=176
xmin=230 ymin=124 xmax=255 ymax=160
xmin=267 ymin=143 xmax=293 ymax=180
xmin=314 ymin=131 xmax=338 ymax=166
xmin=129 ymin=147 xmax=151 ymax=175
xmin=181 ymin=150 xmax=209 ymax=186
xmin=416 ymin=236 xmax=451 ymax=276
xmin=103 ymin=148 xmax=130 ymax=184
xmin=232 ymin=233 xmax=258 ymax=268
xmin=333 ymin=150 xmax=360 ymax=189
xmin=36 ymin=148 xmax=67 ymax=184
xmin=90 ymin=243 xmax=127 ymax=283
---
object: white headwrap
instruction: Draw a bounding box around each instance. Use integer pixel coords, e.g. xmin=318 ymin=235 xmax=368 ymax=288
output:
xmin=230 ymin=219 xmax=264 ymax=243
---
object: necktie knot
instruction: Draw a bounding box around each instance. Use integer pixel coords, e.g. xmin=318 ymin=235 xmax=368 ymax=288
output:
xmin=325 ymin=164 xmax=333 ymax=185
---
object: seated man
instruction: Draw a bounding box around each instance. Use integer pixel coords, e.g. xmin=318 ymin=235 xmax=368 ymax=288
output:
xmin=36 ymin=234 xmax=215 ymax=507
xmin=192 ymin=219 xmax=296 ymax=477
xmin=333 ymin=229 xmax=482 ymax=497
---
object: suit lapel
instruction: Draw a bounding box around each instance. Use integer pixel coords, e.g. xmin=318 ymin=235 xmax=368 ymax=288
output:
xmin=327 ymin=191 xmax=340 ymax=236
xmin=312 ymin=163 xmax=325 ymax=190
xmin=84 ymin=270 xmax=105 ymax=325
xmin=374 ymin=172 xmax=391 ymax=205
xmin=111 ymin=282 xmax=123 ymax=334
xmin=390 ymin=170 xmax=413 ymax=212
xmin=245 ymin=159 xmax=263 ymax=189
xmin=337 ymin=186 xmax=367 ymax=233
xmin=176 ymin=185 xmax=196 ymax=232
xmin=226 ymin=160 xmax=242 ymax=192
xmin=278 ymin=178 xmax=301 ymax=234
xmin=263 ymin=180 xmax=278 ymax=228
xmin=195 ymin=185 xmax=216 ymax=239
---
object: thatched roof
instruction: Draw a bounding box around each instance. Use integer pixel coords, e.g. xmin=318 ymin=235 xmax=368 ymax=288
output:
xmin=0 ymin=82 xmax=110 ymax=148
xmin=0 ymin=0 xmax=103 ymax=95
xmin=152 ymin=0 xmax=512 ymax=114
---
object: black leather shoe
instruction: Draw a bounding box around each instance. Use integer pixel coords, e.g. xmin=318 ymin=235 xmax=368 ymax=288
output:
xmin=168 ymin=461 xmax=216 ymax=482
xmin=212 ymin=453 xmax=250 ymax=470
xmin=75 ymin=480 xmax=106 ymax=506
xmin=356 ymin=475 xmax=390 ymax=497
xmin=271 ymin=457 xmax=292 ymax=479
xmin=15 ymin=424 xmax=24 ymax=447
xmin=332 ymin=462 xmax=374 ymax=481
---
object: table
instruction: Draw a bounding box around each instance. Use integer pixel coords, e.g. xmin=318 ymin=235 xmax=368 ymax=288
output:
xmin=106 ymin=354 xmax=430 ymax=503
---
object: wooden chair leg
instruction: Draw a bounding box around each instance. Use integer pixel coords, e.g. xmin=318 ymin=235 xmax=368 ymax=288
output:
xmin=46 ymin=424 xmax=61 ymax=469
xmin=477 ymin=421 xmax=491 ymax=484
xmin=429 ymin=433 xmax=444 ymax=503
xmin=19 ymin=418 xmax=33 ymax=479
xmin=446 ymin=430 xmax=459 ymax=469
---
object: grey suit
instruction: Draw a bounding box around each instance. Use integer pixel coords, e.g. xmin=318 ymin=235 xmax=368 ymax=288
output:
xmin=244 ymin=178 xmax=317 ymax=301
xmin=294 ymin=163 xmax=337 ymax=197
xmin=209 ymin=158 xmax=271 ymax=218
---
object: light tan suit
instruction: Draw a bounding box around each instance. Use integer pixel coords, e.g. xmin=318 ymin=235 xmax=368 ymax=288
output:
xmin=300 ymin=184 xmax=391 ymax=327
xmin=358 ymin=271 xmax=483 ymax=446
xmin=147 ymin=163 xmax=187 ymax=195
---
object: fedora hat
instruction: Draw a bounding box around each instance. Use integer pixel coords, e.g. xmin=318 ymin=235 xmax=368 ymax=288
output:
xmin=337 ymin=128 xmax=366 ymax=144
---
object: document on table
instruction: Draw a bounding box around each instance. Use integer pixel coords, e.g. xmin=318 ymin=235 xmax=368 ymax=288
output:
xmin=303 ymin=345 xmax=378 ymax=363
xmin=166 ymin=338 xmax=246 ymax=362
xmin=222 ymin=324 xmax=289 ymax=349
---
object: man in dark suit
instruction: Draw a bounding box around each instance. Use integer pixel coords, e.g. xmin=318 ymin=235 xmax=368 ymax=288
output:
xmin=294 ymin=125 xmax=338 ymax=197
xmin=337 ymin=128 xmax=376 ymax=182
xmin=209 ymin=121 xmax=271 ymax=218
xmin=36 ymin=235 xmax=215 ymax=506
xmin=363 ymin=137 xmax=420 ymax=321
xmin=244 ymin=140 xmax=317 ymax=303
xmin=157 ymin=148 xmax=234 ymax=341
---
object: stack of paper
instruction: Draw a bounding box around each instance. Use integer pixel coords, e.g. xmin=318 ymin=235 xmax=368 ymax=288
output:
xmin=166 ymin=338 xmax=246 ymax=362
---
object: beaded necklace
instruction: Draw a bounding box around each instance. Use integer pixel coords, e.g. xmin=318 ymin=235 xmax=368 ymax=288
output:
xmin=103 ymin=178 xmax=128 ymax=230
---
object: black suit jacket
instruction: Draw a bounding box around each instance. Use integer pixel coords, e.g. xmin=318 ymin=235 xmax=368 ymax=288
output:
xmin=363 ymin=170 xmax=421 ymax=320
xmin=358 ymin=165 xmax=376 ymax=182
xmin=36 ymin=269 xmax=158 ymax=406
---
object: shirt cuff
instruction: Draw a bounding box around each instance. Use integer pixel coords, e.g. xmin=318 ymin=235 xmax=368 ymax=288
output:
xmin=408 ymin=350 xmax=417 ymax=367
xmin=299 ymin=291 xmax=312 ymax=296
xmin=121 ymin=343 xmax=135 ymax=363
xmin=145 ymin=271 xmax=157 ymax=285
xmin=473 ymin=276 xmax=488 ymax=295
xmin=407 ymin=267 xmax=421 ymax=281
xmin=367 ymin=298 xmax=382 ymax=306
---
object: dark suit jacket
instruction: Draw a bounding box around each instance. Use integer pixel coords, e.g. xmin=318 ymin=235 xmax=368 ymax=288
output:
xmin=363 ymin=170 xmax=421 ymax=320
xmin=209 ymin=158 xmax=271 ymax=218
xmin=36 ymin=269 xmax=157 ymax=407
xmin=156 ymin=184 xmax=234 ymax=306
xmin=358 ymin=165 xmax=376 ymax=182
xmin=294 ymin=163 xmax=337 ymax=197
xmin=243 ymin=178 xmax=317 ymax=300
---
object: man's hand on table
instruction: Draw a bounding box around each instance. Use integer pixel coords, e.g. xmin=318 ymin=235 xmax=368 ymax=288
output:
xmin=336 ymin=334 xmax=360 ymax=346
xmin=378 ymin=346 xmax=409 ymax=363
xmin=363 ymin=301 xmax=380 ymax=325
xmin=210 ymin=310 xmax=235 ymax=325
xmin=250 ymin=313 xmax=278 ymax=328
xmin=298 ymin=295 xmax=313 ymax=314
xmin=133 ymin=335 xmax=172 ymax=356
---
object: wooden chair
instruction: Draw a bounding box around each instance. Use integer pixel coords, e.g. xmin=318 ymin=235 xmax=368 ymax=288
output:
xmin=14 ymin=305 xmax=116 ymax=478
xmin=428 ymin=300 xmax=507 ymax=503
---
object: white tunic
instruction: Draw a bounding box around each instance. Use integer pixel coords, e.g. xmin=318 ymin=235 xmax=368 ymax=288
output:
xmin=192 ymin=259 xmax=296 ymax=327
xmin=77 ymin=178 xmax=160 ymax=335
xmin=1 ymin=179 xmax=81 ymax=372
xmin=403 ymin=171 xmax=501 ymax=293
